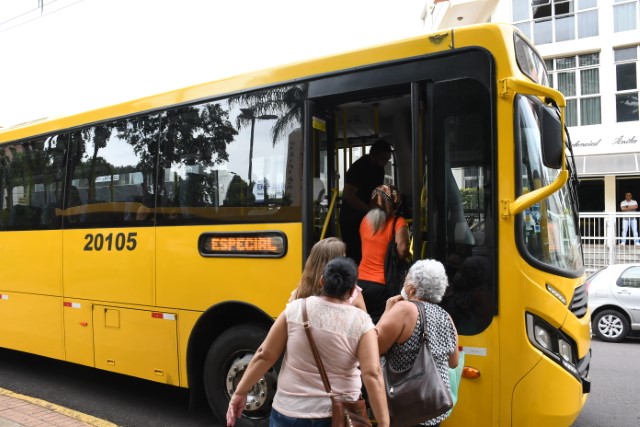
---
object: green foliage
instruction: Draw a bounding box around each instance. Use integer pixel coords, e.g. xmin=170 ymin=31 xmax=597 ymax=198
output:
xmin=460 ymin=187 xmax=484 ymax=210
xmin=224 ymin=175 xmax=254 ymax=206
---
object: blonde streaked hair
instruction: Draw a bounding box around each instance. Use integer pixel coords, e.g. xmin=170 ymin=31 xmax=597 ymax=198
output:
xmin=365 ymin=184 xmax=401 ymax=234
xmin=294 ymin=237 xmax=346 ymax=299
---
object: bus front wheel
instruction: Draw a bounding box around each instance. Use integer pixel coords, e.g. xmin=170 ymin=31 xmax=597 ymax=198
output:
xmin=204 ymin=325 xmax=277 ymax=427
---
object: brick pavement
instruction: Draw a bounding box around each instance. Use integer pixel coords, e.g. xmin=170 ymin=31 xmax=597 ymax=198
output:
xmin=0 ymin=388 xmax=117 ymax=427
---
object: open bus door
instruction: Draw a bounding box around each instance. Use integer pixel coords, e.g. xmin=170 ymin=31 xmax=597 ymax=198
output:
xmin=303 ymin=100 xmax=338 ymax=261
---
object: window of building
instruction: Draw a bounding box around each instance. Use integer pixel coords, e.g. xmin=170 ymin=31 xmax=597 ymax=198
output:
xmin=615 ymin=46 xmax=639 ymax=122
xmin=577 ymin=178 xmax=604 ymax=211
xmin=513 ymin=0 xmax=598 ymax=44
xmin=546 ymin=53 xmax=601 ymax=126
xmin=614 ymin=0 xmax=639 ymax=32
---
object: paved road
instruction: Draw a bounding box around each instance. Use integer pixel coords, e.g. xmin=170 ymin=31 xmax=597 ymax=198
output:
xmin=0 ymin=348 xmax=213 ymax=427
xmin=572 ymin=335 xmax=640 ymax=427
xmin=1 ymin=336 xmax=639 ymax=426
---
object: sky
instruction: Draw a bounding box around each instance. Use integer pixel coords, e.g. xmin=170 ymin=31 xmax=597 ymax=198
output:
xmin=0 ymin=0 xmax=427 ymax=128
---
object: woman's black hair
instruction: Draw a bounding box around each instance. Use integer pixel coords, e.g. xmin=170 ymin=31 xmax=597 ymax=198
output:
xmin=322 ymin=257 xmax=358 ymax=298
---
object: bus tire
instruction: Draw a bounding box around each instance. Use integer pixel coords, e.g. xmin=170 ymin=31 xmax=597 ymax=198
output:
xmin=592 ymin=309 xmax=629 ymax=343
xmin=204 ymin=324 xmax=277 ymax=427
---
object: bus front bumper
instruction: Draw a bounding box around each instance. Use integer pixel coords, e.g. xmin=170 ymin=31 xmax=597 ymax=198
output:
xmin=512 ymin=356 xmax=589 ymax=427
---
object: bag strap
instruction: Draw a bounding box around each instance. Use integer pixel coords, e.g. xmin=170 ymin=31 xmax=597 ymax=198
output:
xmin=412 ymin=300 xmax=430 ymax=346
xmin=389 ymin=215 xmax=399 ymax=242
xmin=302 ymin=299 xmax=333 ymax=394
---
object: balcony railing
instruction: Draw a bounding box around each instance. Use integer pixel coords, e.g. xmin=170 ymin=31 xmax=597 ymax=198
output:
xmin=579 ymin=212 xmax=640 ymax=275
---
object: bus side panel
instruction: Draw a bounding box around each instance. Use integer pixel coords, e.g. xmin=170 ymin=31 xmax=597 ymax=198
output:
xmin=0 ymin=230 xmax=62 ymax=295
xmin=443 ymin=331 xmax=496 ymax=427
xmin=63 ymin=297 xmax=95 ymax=366
xmin=155 ymin=223 xmax=302 ymax=316
xmin=0 ymin=230 xmax=63 ymax=358
xmin=177 ymin=309 xmax=200 ymax=387
xmin=63 ymin=228 xmax=155 ymax=305
xmin=93 ymin=305 xmax=179 ymax=385
xmin=0 ymin=292 xmax=64 ymax=359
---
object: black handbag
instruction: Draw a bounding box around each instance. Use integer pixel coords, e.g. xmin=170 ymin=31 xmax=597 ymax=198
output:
xmin=383 ymin=301 xmax=453 ymax=427
xmin=302 ymin=300 xmax=372 ymax=427
xmin=384 ymin=216 xmax=411 ymax=296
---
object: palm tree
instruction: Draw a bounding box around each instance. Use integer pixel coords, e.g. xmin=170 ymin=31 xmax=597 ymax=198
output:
xmin=229 ymin=83 xmax=307 ymax=145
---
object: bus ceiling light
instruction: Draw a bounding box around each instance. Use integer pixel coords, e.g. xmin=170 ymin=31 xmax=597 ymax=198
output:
xmin=545 ymin=283 xmax=567 ymax=304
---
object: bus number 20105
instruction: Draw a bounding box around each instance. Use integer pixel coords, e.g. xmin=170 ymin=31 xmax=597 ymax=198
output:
xmin=84 ymin=232 xmax=138 ymax=251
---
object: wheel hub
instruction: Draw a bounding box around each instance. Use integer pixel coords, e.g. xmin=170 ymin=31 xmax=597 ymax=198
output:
xmin=598 ymin=314 xmax=623 ymax=338
xmin=225 ymin=353 xmax=277 ymax=416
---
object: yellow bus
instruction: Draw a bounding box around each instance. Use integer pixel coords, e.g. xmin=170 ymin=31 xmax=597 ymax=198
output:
xmin=0 ymin=23 xmax=590 ymax=426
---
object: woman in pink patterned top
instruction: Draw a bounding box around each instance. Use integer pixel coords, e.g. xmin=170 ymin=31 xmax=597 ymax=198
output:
xmin=227 ymin=257 xmax=389 ymax=427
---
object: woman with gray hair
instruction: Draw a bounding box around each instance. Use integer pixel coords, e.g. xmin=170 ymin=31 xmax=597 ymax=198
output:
xmin=376 ymin=259 xmax=459 ymax=426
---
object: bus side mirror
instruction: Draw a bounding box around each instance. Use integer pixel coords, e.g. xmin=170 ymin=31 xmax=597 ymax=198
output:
xmin=539 ymin=104 xmax=563 ymax=169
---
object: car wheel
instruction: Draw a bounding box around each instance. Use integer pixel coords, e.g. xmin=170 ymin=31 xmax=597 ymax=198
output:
xmin=592 ymin=309 xmax=629 ymax=343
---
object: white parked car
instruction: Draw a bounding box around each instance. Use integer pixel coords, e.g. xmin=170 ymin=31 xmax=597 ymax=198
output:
xmin=587 ymin=263 xmax=640 ymax=342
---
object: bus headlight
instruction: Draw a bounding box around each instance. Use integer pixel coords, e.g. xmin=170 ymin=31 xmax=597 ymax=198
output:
xmin=558 ymin=339 xmax=574 ymax=364
xmin=534 ymin=325 xmax=552 ymax=350
xmin=526 ymin=313 xmax=579 ymax=379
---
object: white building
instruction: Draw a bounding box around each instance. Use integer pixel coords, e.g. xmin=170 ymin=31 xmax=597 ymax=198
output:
xmin=423 ymin=0 xmax=640 ymax=214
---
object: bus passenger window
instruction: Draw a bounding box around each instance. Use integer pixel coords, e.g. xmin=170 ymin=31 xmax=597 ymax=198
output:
xmin=65 ymin=117 xmax=160 ymax=228
xmin=158 ymin=89 xmax=302 ymax=225
xmin=0 ymin=135 xmax=65 ymax=230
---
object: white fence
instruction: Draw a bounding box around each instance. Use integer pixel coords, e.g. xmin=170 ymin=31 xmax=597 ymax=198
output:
xmin=580 ymin=212 xmax=640 ymax=275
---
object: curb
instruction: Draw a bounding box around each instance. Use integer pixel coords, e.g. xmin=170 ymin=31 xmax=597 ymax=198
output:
xmin=0 ymin=387 xmax=118 ymax=427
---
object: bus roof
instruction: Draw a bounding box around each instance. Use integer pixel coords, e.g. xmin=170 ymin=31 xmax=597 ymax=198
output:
xmin=0 ymin=23 xmax=522 ymax=144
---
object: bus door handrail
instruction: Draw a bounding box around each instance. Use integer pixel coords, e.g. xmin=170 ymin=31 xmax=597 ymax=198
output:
xmin=320 ymin=188 xmax=339 ymax=240
xmin=499 ymin=77 xmax=568 ymax=218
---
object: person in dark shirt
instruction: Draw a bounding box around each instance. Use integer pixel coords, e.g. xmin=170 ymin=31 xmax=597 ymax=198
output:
xmin=339 ymin=139 xmax=392 ymax=263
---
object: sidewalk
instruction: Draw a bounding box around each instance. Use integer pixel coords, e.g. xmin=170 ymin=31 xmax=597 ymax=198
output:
xmin=0 ymin=387 xmax=117 ymax=427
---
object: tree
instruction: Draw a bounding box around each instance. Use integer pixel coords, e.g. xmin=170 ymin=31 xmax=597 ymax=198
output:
xmin=224 ymin=174 xmax=254 ymax=206
xmin=229 ymin=84 xmax=307 ymax=145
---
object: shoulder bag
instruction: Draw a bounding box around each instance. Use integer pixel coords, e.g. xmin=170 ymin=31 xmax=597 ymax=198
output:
xmin=382 ymin=301 xmax=453 ymax=427
xmin=302 ymin=299 xmax=372 ymax=427
xmin=449 ymin=350 xmax=465 ymax=408
xmin=384 ymin=215 xmax=411 ymax=296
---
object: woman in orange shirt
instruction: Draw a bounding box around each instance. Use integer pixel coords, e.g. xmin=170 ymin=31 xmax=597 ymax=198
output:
xmin=358 ymin=184 xmax=410 ymax=323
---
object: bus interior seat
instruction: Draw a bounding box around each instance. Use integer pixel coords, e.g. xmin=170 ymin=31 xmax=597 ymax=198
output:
xmin=0 ymin=208 xmax=8 ymax=228
xmin=41 ymin=204 xmax=61 ymax=228
xmin=124 ymin=195 xmax=144 ymax=221
xmin=8 ymin=205 xmax=43 ymax=229
xmin=313 ymin=178 xmax=325 ymax=203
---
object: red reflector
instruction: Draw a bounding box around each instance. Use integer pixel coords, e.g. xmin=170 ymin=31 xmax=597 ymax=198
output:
xmin=151 ymin=312 xmax=163 ymax=318
xmin=63 ymin=302 xmax=72 ymax=307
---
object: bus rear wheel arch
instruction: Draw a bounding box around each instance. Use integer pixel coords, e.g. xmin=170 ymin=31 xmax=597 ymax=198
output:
xmin=203 ymin=324 xmax=277 ymax=427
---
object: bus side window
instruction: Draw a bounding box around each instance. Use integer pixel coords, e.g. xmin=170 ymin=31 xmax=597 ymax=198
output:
xmin=66 ymin=118 xmax=159 ymax=228
xmin=0 ymin=136 xmax=65 ymax=231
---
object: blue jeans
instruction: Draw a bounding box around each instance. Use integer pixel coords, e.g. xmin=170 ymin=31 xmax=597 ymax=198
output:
xmin=621 ymin=218 xmax=639 ymax=245
xmin=270 ymin=409 xmax=331 ymax=427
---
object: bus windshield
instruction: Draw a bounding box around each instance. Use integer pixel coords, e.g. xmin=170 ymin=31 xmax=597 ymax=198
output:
xmin=516 ymin=95 xmax=584 ymax=273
